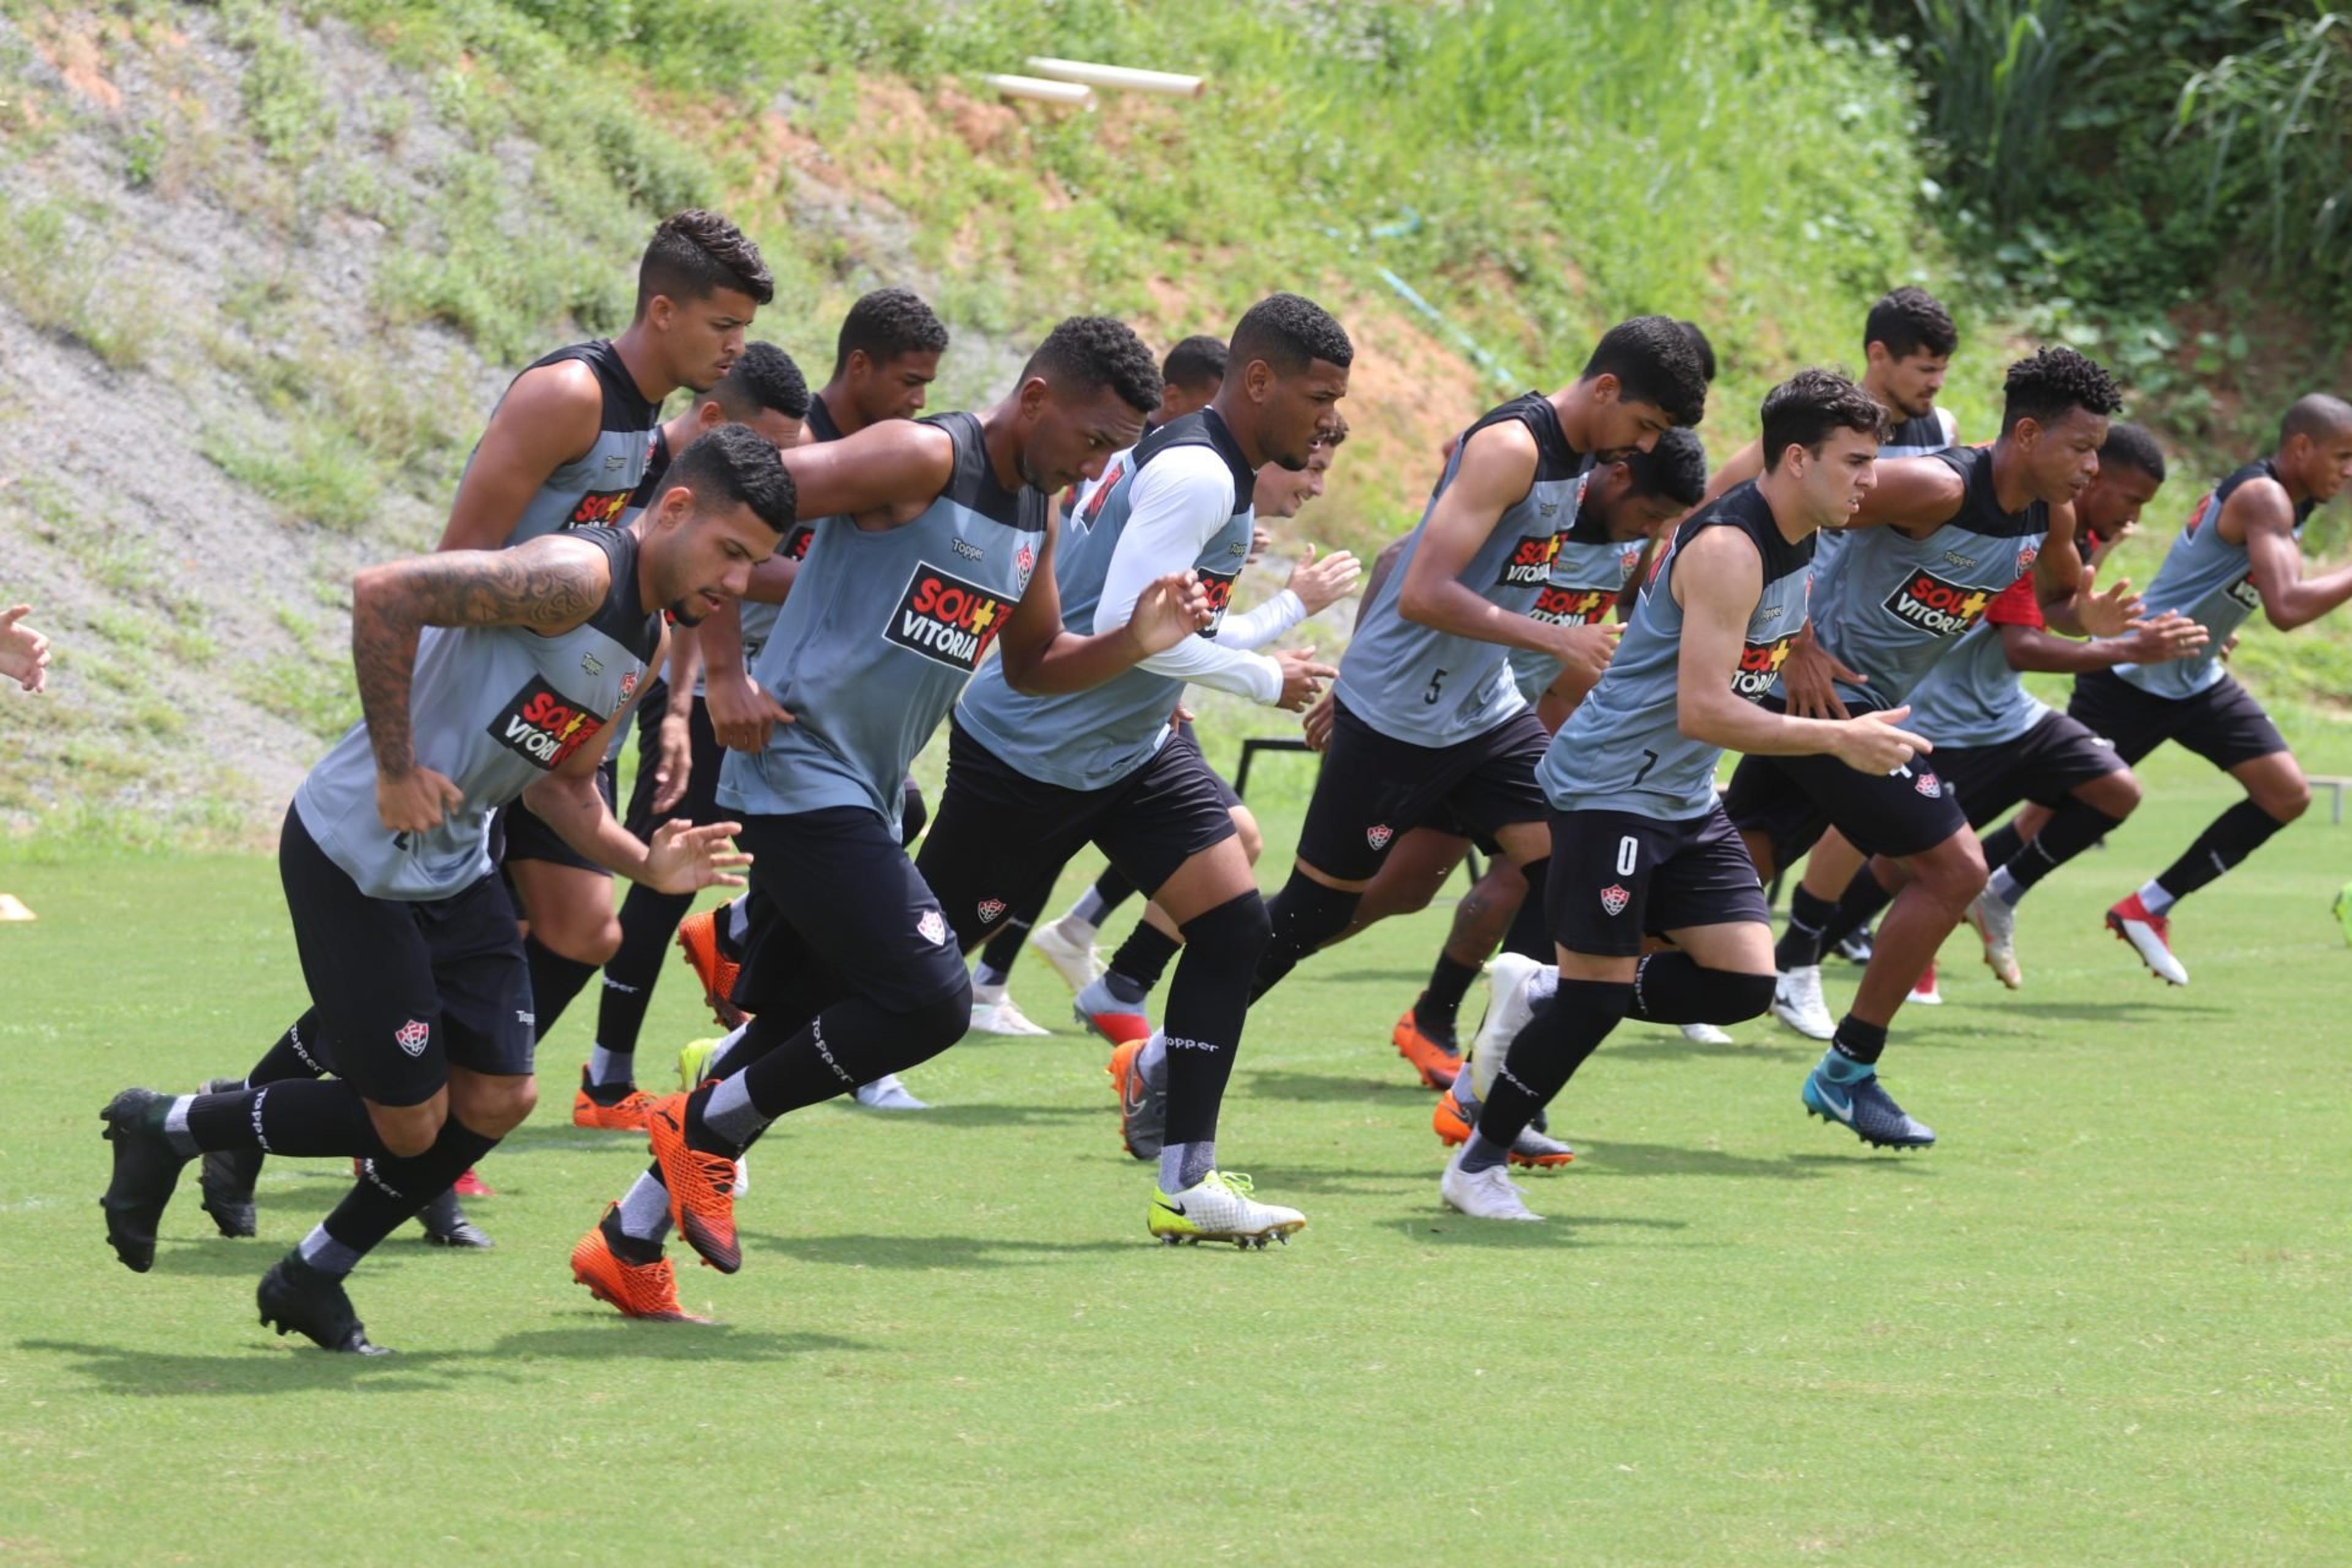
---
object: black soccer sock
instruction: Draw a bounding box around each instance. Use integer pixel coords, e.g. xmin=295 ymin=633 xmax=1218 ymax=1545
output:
xmin=318 ymin=1118 xmax=502 ymax=1262
xmin=525 ymin=934 xmax=598 ymax=1041
xmin=2152 ymin=798 xmax=2291 ymax=902
xmin=1976 ymin=821 xmax=2024 ymax=875
xmin=1819 ymin=866 xmax=1898 ymax=954
xmin=1474 ymin=979 xmax=1631 ymax=1151
xmin=183 ymin=1078 xmax=388 ymax=1158
xmin=1088 ymin=865 xmax=1136 ymax=920
xmin=244 ymin=1011 xmax=328 ymax=1086
xmin=1774 ymin=884 xmax=1838 ymax=971
xmin=1498 ymin=856 xmax=1551 ymax=960
xmin=1250 ymin=873 xmax=1362 ymax=1001
xmin=726 ymin=986 xmax=972 ymax=1133
xmin=1416 ymin=952 xmax=1481 ymax=1036
xmin=1623 ymin=953 xmax=1777 ymax=1025
xmin=1156 ymin=892 xmax=1272 ymax=1147
xmin=1994 ymin=799 xmax=2124 ymax=900
xmin=1106 ymin=920 xmax=1183 ymax=995
xmin=1830 ymin=1015 xmax=1888 ymax=1067
xmin=594 ymin=883 xmax=693 ymax=1061
xmin=973 ymin=883 xmax=1049 ymax=987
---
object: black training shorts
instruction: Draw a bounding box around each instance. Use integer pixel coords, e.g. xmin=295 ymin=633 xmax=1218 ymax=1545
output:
xmin=1545 ymin=804 xmax=1770 ymax=958
xmin=2068 ymin=667 xmax=2287 ymax=773
xmin=279 ymin=805 xmax=533 ymax=1107
xmin=1932 ymin=710 xmax=2127 ymax=825
xmin=1292 ymin=699 xmax=1547 ymax=883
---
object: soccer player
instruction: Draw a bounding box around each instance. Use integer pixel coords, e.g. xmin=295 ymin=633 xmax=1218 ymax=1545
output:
xmin=1441 ymin=369 xmax=1919 ymax=1220
xmin=1 ymin=602 xmax=50 ymax=693
xmin=1987 ymin=394 xmax=2352 ymax=982
xmin=442 ymin=209 xmax=771 ymax=1078
xmin=1815 ymin=423 xmax=2206 ymax=989
xmin=97 ymin=427 xmax=791 ymax=1351
xmin=925 ymin=293 xmax=1350 ymax=1237
xmin=569 ymin=317 xmax=1215 ymax=1318
xmin=566 ymin=343 xmax=812 ymax=1130
xmin=1728 ymin=347 xmax=2133 ymax=1147
xmin=1246 ymin=317 xmax=1711 ymax=1091
xmin=971 ymin=333 xmax=1241 ymax=1022
xmin=1058 ymin=420 xmax=1359 ymax=1049
xmin=1701 ymin=288 xmax=1963 ymax=994
xmin=681 ymin=287 xmax=953 ymax=1109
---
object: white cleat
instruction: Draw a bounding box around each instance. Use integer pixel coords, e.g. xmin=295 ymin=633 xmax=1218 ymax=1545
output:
xmin=1966 ymin=892 xmax=2022 ymax=989
xmin=730 ymin=1153 xmax=750 ymax=1199
xmin=1771 ymin=964 xmax=1836 ymax=1041
xmin=968 ymin=982 xmax=1051 ymax=1036
xmin=1147 ymin=1170 xmax=1305 ymax=1248
xmin=853 ymin=1074 xmax=929 ymax=1111
xmin=2106 ymin=894 xmax=2189 ymax=986
xmin=1469 ymin=952 xmax=1548 ymax=1101
xmin=1028 ymin=914 xmax=1105 ymax=994
xmin=1679 ymin=1022 xmax=1734 ymax=1046
xmin=1909 ymin=961 xmax=1944 ymax=1006
xmin=1439 ymin=1151 xmax=1544 ymax=1221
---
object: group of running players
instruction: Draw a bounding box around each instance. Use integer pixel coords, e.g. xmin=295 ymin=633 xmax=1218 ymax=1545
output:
xmin=93 ymin=211 xmax=2352 ymax=1350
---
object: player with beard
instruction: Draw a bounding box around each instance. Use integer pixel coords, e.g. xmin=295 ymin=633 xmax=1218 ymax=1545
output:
xmin=99 ymin=426 xmax=790 ymax=1351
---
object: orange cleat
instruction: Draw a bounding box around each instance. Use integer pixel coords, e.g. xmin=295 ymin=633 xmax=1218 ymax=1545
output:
xmin=1391 ymin=1000 xmax=1462 ymax=1090
xmin=571 ymin=1066 xmax=655 ymax=1131
xmin=645 ymin=1090 xmax=742 ymax=1273
xmin=1431 ymin=1079 xmax=1574 ymax=1168
xmin=676 ymin=907 xmax=747 ymax=1027
xmin=571 ymin=1208 xmax=712 ymax=1323
xmin=1105 ymin=1036 xmax=1165 ymax=1161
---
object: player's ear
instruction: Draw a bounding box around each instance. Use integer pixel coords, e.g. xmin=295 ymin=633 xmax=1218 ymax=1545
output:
xmin=1017 ymin=375 xmax=1051 ymax=423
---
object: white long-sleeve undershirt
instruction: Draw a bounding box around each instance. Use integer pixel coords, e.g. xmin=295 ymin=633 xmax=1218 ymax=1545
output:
xmin=1090 ymin=445 xmax=1282 ymax=704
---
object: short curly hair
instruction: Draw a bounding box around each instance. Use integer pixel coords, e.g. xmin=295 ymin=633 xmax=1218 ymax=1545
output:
xmin=2001 ymin=346 xmax=2122 ymax=437
xmin=1230 ymin=293 xmax=1354 ymax=377
xmin=834 ymin=286 xmax=949 ymax=379
xmin=669 ymin=421 xmax=796 ymax=535
xmin=1761 ymin=366 xmax=1891 ymax=470
xmin=1864 ymin=287 xmax=1958 ymax=361
xmin=1023 ymin=316 xmax=1163 ymax=413
xmin=637 ymin=209 xmax=774 ymax=314
xmin=712 ymin=342 xmax=810 ymax=422
xmin=1621 ymin=426 xmax=1708 ymax=508
xmin=1584 ymin=316 xmax=1708 ymax=429
xmin=1162 ymin=334 xmax=1229 ymax=394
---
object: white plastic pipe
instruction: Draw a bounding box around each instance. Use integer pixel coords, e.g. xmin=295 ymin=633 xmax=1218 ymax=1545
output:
xmin=983 ymin=74 xmax=1096 ymax=107
xmin=1025 ymin=57 xmax=1205 ymax=97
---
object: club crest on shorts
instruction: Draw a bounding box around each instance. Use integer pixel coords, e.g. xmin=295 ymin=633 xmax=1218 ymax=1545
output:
xmin=394 ymin=1019 xmax=430 ymax=1058
xmin=918 ymin=909 xmax=948 ymax=946
xmin=1599 ymin=884 xmax=1630 ymax=917
xmin=978 ymin=898 xmax=1007 ymax=924
xmin=1914 ymin=769 xmax=1942 ymax=797
xmin=1366 ymin=824 xmax=1395 ymax=851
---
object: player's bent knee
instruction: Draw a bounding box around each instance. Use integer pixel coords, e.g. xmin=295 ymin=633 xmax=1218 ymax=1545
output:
xmin=2081 ymin=768 xmax=2142 ymax=817
xmin=2269 ymin=782 xmax=2312 ymax=822
xmin=1180 ymin=889 xmax=1272 ymax=965
xmin=368 ymin=1102 xmax=446 ymax=1159
xmin=896 ymin=981 xmax=976 ymax=1066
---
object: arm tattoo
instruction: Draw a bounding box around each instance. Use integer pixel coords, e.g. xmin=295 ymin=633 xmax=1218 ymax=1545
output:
xmin=352 ymin=538 xmax=609 ymax=774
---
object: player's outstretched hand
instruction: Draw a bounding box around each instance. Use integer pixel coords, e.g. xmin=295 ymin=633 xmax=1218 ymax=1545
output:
xmin=0 ymin=605 xmax=51 ymax=694
xmin=1547 ymin=620 xmax=1623 ymax=686
xmin=1301 ymin=689 xmax=1337 ymax=752
xmin=1128 ymin=569 xmax=1213 ymax=656
xmin=1828 ymin=704 xmax=1933 ymax=776
xmin=2122 ymin=609 xmax=2210 ymax=666
xmin=1285 ymin=545 xmax=1362 ymax=615
xmin=642 ymin=819 xmax=753 ymax=894
xmin=376 ymin=766 xmax=464 ymax=834
xmin=1781 ymin=628 xmax=1860 ymax=720
xmin=650 ymin=710 xmax=695 ymax=813
xmin=1272 ymin=646 xmax=1339 ymax=712
xmin=2076 ymin=576 xmax=2144 ymax=638
xmin=706 ymin=668 xmax=795 ymax=753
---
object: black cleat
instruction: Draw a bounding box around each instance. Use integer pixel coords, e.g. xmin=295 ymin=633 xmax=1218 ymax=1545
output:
xmin=257 ymin=1252 xmax=390 ymax=1354
xmin=1833 ymin=926 xmax=1875 ymax=965
xmin=195 ymin=1077 xmax=262 ymax=1239
xmin=99 ymin=1088 xmax=190 ymax=1272
xmin=417 ymin=1188 xmax=493 ymax=1249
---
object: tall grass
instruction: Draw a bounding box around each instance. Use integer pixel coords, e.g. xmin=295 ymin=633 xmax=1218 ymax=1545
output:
xmin=2173 ymin=10 xmax=2352 ymax=295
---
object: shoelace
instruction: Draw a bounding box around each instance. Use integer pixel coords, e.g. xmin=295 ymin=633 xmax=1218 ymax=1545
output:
xmin=1204 ymin=1170 xmax=1255 ymax=1197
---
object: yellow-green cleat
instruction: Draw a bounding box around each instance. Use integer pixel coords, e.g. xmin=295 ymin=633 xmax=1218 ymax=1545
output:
xmin=1146 ymin=1170 xmax=1305 ymax=1250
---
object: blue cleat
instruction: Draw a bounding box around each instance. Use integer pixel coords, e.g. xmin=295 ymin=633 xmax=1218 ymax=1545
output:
xmin=1802 ymin=1061 xmax=1935 ymax=1150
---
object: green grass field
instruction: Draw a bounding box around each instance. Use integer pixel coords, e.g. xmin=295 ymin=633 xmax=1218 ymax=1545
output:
xmin=4 ymin=741 xmax=2350 ymax=1564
